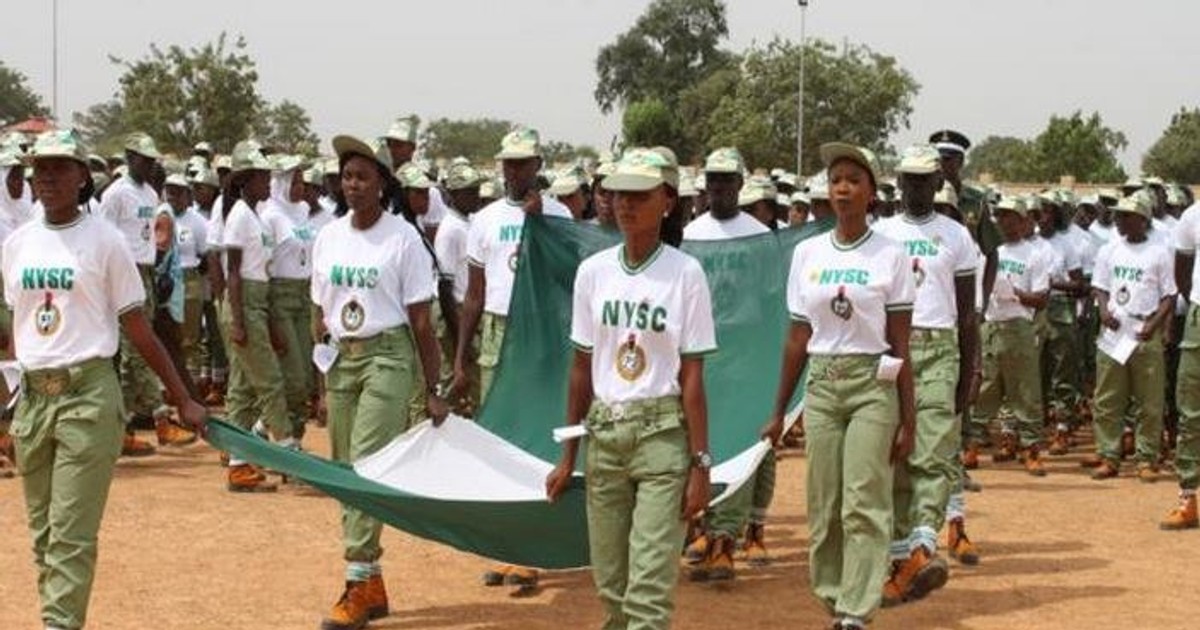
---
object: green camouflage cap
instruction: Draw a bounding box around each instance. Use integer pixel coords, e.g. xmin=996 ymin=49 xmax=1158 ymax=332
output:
xmin=1037 ymin=190 xmax=1061 ymax=207
xmin=1077 ymin=193 xmax=1101 ymax=208
xmin=302 ymin=165 xmax=324 ymax=187
xmin=776 ymin=172 xmax=799 ymax=188
xmin=790 ymin=191 xmax=811 ymax=206
xmin=124 ymin=131 xmax=162 ymax=159
xmin=807 ymin=172 xmax=829 ymax=200
xmin=332 ymin=135 xmax=394 ymax=174
xmin=934 ymin=182 xmax=958 ymax=208
xmin=694 ymin=172 xmax=706 ymax=191
xmin=820 ymin=142 xmax=881 ymax=186
xmin=230 ymin=140 xmax=271 ymax=175
xmin=164 ymin=173 xmax=190 ymax=189
xmin=1166 ymin=184 xmax=1187 ymax=206
xmin=321 ymin=156 xmax=340 ymax=177
xmin=994 ymin=195 xmax=1028 ymax=216
xmin=678 ymin=173 xmax=699 ymax=198
xmin=384 ymin=115 xmax=420 ymax=143
xmin=270 ymin=153 xmax=304 ymax=173
xmin=0 ymin=150 xmax=20 ymax=167
xmin=1143 ymin=175 xmax=1165 ymax=187
xmin=92 ymin=171 xmax=111 ymax=190
xmin=896 ymin=144 xmax=941 ymax=175
xmin=1025 ymin=194 xmax=1043 ymax=212
xmin=395 ymin=162 xmax=432 ymax=189
xmin=189 ymin=166 xmax=220 ymax=188
xmin=737 ymin=175 xmax=778 ymax=206
xmin=600 ymin=147 xmax=680 ymax=192
xmin=25 ymin=129 xmax=90 ymax=167
xmin=1114 ymin=193 xmax=1151 ymax=218
xmin=193 ymin=141 xmax=214 ymax=155
xmin=213 ymin=154 xmax=232 ymax=171
xmin=445 ymin=163 xmax=483 ymax=190
xmin=548 ymin=167 xmax=586 ymax=197
xmin=703 ymin=147 xmax=745 ymax=174
xmin=479 ymin=178 xmax=500 ymax=200
xmin=495 ymin=127 xmax=541 ymax=160
xmin=1097 ymin=188 xmax=1120 ymax=204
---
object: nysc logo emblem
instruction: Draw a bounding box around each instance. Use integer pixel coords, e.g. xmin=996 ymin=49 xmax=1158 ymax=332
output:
xmin=616 ymin=333 xmax=647 ymax=382
xmin=35 ymin=292 xmax=62 ymax=337
xmin=507 ymin=251 xmax=519 ymax=273
xmin=340 ymin=298 xmax=365 ymax=333
xmin=912 ymin=258 xmax=926 ymax=288
xmin=830 ymin=286 xmax=854 ymax=321
xmin=1115 ymin=285 xmax=1131 ymax=306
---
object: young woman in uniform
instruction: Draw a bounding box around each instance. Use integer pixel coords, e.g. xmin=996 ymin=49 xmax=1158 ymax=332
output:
xmin=311 ymin=136 xmax=448 ymax=630
xmin=763 ymin=143 xmax=916 ymax=630
xmin=4 ymin=129 xmax=205 ymax=630
xmin=546 ymin=147 xmax=715 ymax=630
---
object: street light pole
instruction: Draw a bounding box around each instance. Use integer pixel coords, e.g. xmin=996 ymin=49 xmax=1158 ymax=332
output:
xmin=797 ymin=0 xmax=808 ymax=176
xmin=52 ymin=0 xmax=59 ymax=120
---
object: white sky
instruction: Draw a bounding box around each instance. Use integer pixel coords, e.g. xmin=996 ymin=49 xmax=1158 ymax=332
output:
xmin=3 ymin=0 xmax=1197 ymax=171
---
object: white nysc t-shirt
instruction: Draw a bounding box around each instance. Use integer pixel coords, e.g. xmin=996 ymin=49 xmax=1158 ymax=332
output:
xmin=434 ymin=208 xmax=470 ymax=304
xmin=683 ymin=211 xmax=770 ymax=241
xmin=1092 ymin=237 xmax=1177 ymax=319
xmin=174 ymin=206 xmax=209 ymax=270
xmin=570 ymin=244 xmax=717 ymax=405
xmin=985 ymin=239 xmax=1051 ymax=322
xmin=97 ymin=175 xmax=160 ymax=266
xmin=875 ymin=212 xmax=976 ymax=330
xmin=1176 ymin=204 xmax=1200 ymax=306
xmin=262 ymin=200 xmax=317 ymax=280
xmin=465 ymin=197 xmax=571 ymax=317
xmin=787 ymin=229 xmax=915 ymax=355
xmin=3 ymin=213 xmax=145 ymax=370
xmin=310 ymin=212 xmax=435 ymax=340
xmin=222 ymin=200 xmax=275 ymax=282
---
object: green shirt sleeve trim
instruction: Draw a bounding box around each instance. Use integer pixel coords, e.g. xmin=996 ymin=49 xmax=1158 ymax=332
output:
xmin=570 ymin=340 xmax=593 ymax=353
xmin=886 ymin=303 xmax=914 ymax=312
xmin=790 ymin=313 xmax=810 ymax=322
xmin=467 ymin=257 xmax=485 ymax=268
xmin=681 ymin=347 xmax=717 ymax=358
xmin=954 ymin=269 xmax=977 ymax=277
xmin=117 ymin=301 xmax=143 ymax=316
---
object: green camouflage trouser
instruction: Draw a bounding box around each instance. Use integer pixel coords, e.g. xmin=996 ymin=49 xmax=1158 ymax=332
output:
xmin=181 ymin=269 xmax=205 ymax=380
xmin=119 ymin=265 xmax=163 ymax=418
xmin=585 ymin=396 xmax=689 ymax=630
xmin=705 ymin=450 xmax=776 ymax=538
xmin=1173 ymin=305 xmax=1200 ymax=490
xmin=223 ymin=281 xmax=289 ymax=440
xmin=269 ymin=278 xmax=315 ymax=437
xmin=12 ymin=358 xmax=124 ymax=630
xmin=1041 ymin=296 xmax=1080 ymax=424
xmin=804 ymin=354 xmax=897 ymax=622
xmin=478 ymin=312 xmax=507 ymax=406
xmin=969 ymin=319 xmax=1044 ymax=448
xmin=893 ymin=328 xmax=960 ymax=555
xmin=1093 ymin=329 xmax=1163 ymax=466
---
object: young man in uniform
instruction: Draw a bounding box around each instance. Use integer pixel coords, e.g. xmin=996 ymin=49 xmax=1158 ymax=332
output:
xmin=683 ymin=148 xmax=770 ymax=241
xmin=97 ymin=132 xmax=195 ymax=454
xmin=383 ymin=115 xmax=448 ymax=243
xmin=450 ymin=127 xmax=571 ymax=593
xmin=1162 ymin=189 xmax=1200 ymax=529
xmin=436 ymin=162 xmax=485 ymax=415
xmin=875 ymin=145 xmax=977 ymax=605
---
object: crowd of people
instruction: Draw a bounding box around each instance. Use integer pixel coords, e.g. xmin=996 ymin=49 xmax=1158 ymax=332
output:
xmin=0 ymin=119 xmax=1197 ymax=630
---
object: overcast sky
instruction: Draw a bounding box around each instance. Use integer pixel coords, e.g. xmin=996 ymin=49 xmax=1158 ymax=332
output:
xmin=3 ymin=0 xmax=1197 ymax=171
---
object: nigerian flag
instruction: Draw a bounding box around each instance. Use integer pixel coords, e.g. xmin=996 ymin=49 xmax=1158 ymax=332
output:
xmin=207 ymin=214 xmax=831 ymax=569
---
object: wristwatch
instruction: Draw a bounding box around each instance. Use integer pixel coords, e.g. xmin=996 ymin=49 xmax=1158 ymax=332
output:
xmin=691 ymin=451 xmax=713 ymax=471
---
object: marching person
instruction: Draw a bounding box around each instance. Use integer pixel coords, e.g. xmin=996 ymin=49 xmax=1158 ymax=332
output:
xmin=1088 ymin=195 xmax=1176 ymax=481
xmin=261 ymin=154 xmax=319 ymax=440
xmin=311 ymin=135 xmax=448 ymax=630
xmin=546 ymin=147 xmax=714 ymax=630
xmin=965 ymin=197 xmax=1052 ymax=476
xmin=436 ymin=161 xmax=485 ymax=414
xmin=682 ymin=148 xmax=769 ymax=241
xmin=5 ymin=129 xmax=205 ymax=630
xmin=875 ymin=145 xmax=977 ymax=605
xmin=764 ymin=143 xmax=916 ymax=630
xmin=221 ymin=140 xmax=291 ymax=492
xmin=189 ymin=166 xmax=228 ymax=402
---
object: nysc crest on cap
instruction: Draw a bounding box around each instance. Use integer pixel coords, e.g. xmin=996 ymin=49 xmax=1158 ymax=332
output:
xmin=601 ymin=147 xmax=680 ymax=192
xmin=495 ymin=127 xmax=542 ymax=160
xmin=1113 ymin=194 xmax=1151 ymax=219
xmin=445 ymin=163 xmax=484 ymax=191
xmin=124 ymin=131 xmax=163 ymax=160
xmin=332 ymin=135 xmax=394 ymax=175
xmin=395 ymin=162 xmax=433 ymax=189
xmin=703 ymin=147 xmax=745 ymax=175
xmin=25 ymin=129 xmax=90 ymax=168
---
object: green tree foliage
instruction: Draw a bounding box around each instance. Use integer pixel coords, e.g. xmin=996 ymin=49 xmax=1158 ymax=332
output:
xmin=621 ymin=98 xmax=682 ymax=150
xmin=1143 ymin=107 xmax=1200 ymax=184
xmin=594 ymin=0 xmax=733 ymax=115
xmin=0 ymin=60 xmax=49 ymax=127
xmin=73 ymin=33 xmax=318 ymax=156
xmin=1028 ymin=111 xmax=1126 ymax=183
xmin=420 ymin=118 xmax=513 ymax=164
xmin=696 ymin=38 xmax=919 ymax=173
xmin=965 ymin=135 xmax=1037 ymax=181
xmin=253 ymin=100 xmax=319 ymax=154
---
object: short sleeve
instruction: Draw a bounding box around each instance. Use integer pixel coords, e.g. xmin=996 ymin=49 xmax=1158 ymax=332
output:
xmin=2 ymin=239 xmax=14 ymax=310
xmin=96 ymin=183 xmax=123 ymax=225
xmin=309 ymin=232 xmax=328 ymax=306
xmin=953 ymin=227 xmax=977 ymax=277
xmin=206 ymin=210 xmax=225 ymax=250
xmin=107 ymin=230 xmax=147 ymax=314
xmin=1028 ymin=250 xmax=1052 ymax=293
xmin=680 ymin=262 xmax=717 ymax=356
xmin=885 ymin=247 xmax=916 ymax=311
xmin=1158 ymin=249 xmax=1179 ymax=298
xmin=421 ymin=189 xmax=447 ymax=228
xmin=1062 ymin=236 xmax=1083 ymax=271
xmin=398 ymin=233 xmax=436 ymax=306
xmin=466 ymin=214 xmax=487 ymax=267
xmin=1091 ymin=244 xmax=1112 ymax=292
xmin=569 ymin=263 xmax=594 ymax=351
xmin=222 ymin=206 xmax=251 ymax=250
xmin=786 ymin=246 xmax=809 ymax=322
xmin=192 ymin=215 xmax=209 ymax=255
xmin=434 ymin=223 xmax=463 ymax=280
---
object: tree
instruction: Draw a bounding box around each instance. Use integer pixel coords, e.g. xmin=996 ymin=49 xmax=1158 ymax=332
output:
xmin=0 ymin=60 xmax=48 ymax=127
xmin=1027 ymin=111 xmax=1126 ymax=183
xmin=73 ymin=33 xmax=317 ymax=155
xmin=699 ymin=38 xmax=919 ymax=173
xmin=542 ymin=141 xmax=598 ymax=166
xmin=621 ymin=98 xmax=683 ymax=150
xmin=594 ymin=0 xmax=733 ymax=114
xmin=420 ymin=118 xmax=514 ymax=164
xmin=965 ymin=135 xmax=1037 ymax=181
xmin=253 ymin=100 xmax=319 ymax=154
xmin=1143 ymin=108 xmax=1200 ymax=184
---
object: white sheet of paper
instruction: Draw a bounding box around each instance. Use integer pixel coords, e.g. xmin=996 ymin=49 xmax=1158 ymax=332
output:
xmin=0 ymin=361 xmax=21 ymax=394
xmin=312 ymin=343 xmax=339 ymax=374
xmin=552 ymin=424 xmax=588 ymax=443
xmin=1097 ymin=332 xmax=1138 ymax=365
xmin=876 ymin=355 xmax=904 ymax=382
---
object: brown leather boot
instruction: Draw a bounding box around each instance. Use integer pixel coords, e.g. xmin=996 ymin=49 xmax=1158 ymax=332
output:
xmin=121 ymin=433 xmax=157 ymax=457
xmin=227 ymin=464 xmax=277 ymax=493
xmin=947 ymin=519 xmax=980 ymax=565
xmin=742 ymin=522 xmax=769 ymax=566
xmin=1021 ymin=447 xmax=1047 ymax=477
xmin=363 ymin=574 xmax=389 ymax=620
xmin=689 ymin=534 xmax=735 ymax=582
xmin=321 ymin=581 xmax=372 ymax=630
xmin=1159 ymin=494 xmax=1199 ymax=531
xmin=962 ymin=445 xmax=981 ymax=470
xmin=889 ymin=546 xmax=949 ymax=604
xmin=1047 ymin=428 xmax=1070 ymax=456
xmin=993 ymin=433 xmax=1017 ymax=463
xmin=881 ymin=560 xmax=904 ymax=608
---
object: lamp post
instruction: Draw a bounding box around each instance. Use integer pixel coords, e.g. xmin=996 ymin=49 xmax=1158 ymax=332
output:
xmin=52 ymin=0 xmax=59 ymax=120
xmin=796 ymin=0 xmax=808 ymax=176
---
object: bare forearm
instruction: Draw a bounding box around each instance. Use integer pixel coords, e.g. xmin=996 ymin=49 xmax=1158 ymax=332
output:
xmin=680 ymin=360 xmax=709 ymax=456
xmin=123 ymin=310 xmax=191 ymax=405
xmin=559 ymin=353 xmax=593 ymax=467
xmin=455 ymin=295 xmax=483 ymax=369
xmin=772 ymin=324 xmax=809 ymax=417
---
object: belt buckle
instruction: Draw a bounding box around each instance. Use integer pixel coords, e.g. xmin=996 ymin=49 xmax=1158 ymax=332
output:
xmin=33 ymin=371 xmax=69 ymax=397
xmin=610 ymin=403 xmax=630 ymax=421
xmin=345 ymin=340 xmax=365 ymax=356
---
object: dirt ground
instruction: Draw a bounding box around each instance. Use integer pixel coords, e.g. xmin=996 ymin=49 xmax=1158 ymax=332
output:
xmin=1 ymin=425 xmax=1196 ymax=630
